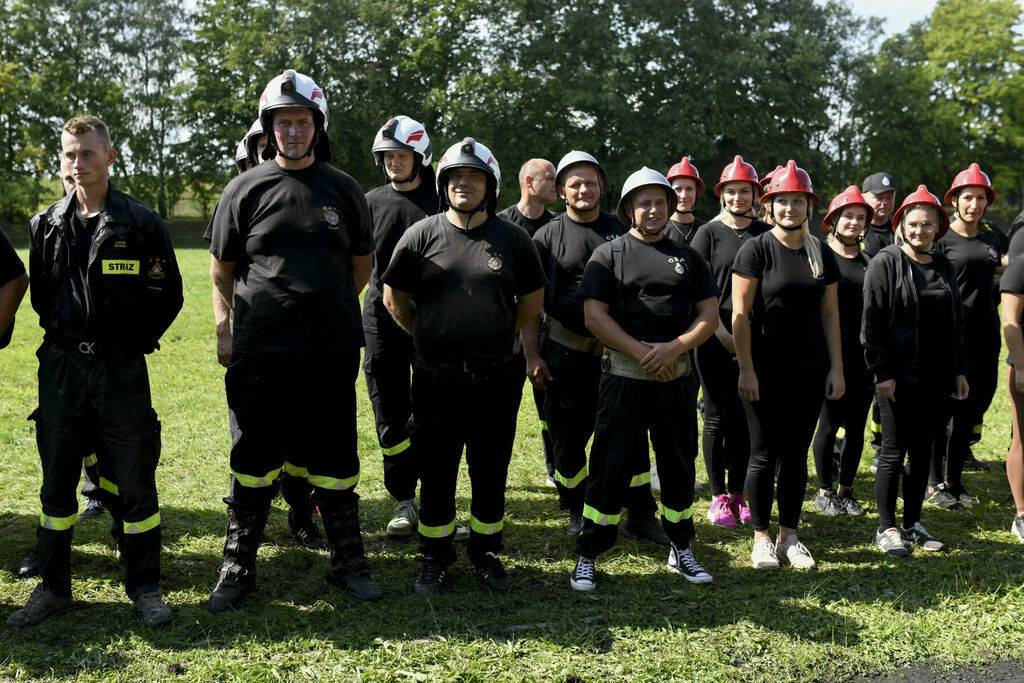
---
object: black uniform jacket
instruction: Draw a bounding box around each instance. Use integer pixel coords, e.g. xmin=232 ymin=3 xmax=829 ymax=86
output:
xmin=861 ymin=244 xmax=966 ymax=385
xmin=29 ymin=183 xmax=183 ymax=353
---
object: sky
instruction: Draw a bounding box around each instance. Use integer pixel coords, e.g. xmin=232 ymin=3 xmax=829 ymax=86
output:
xmin=844 ymin=0 xmax=939 ymax=35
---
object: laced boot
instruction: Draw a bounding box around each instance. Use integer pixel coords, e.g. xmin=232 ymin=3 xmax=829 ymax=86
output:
xmin=322 ymin=502 xmax=383 ymax=603
xmin=207 ymin=506 xmax=268 ymax=614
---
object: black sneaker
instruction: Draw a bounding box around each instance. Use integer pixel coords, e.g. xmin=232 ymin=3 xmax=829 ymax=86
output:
xmin=814 ymin=490 xmax=847 ymax=516
xmin=1012 ymin=514 xmax=1024 ymax=544
xmin=566 ymin=509 xmax=583 ymax=536
xmin=901 ymin=522 xmax=944 ymax=551
xmin=570 ymin=555 xmax=597 ymax=591
xmin=134 ymin=590 xmax=173 ymax=627
xmin=623 ymin=517 xmax=670 ymax=546
xmin=288 ymin=511 xmax=329 ymax=551
xmin=472 ymin=552 xmax=512 ymax=593
xmin=838 ymin=490 xmax=865 ymax=516
xmin=6 ymin=585 xmax=72 ymax=627
xmin=874 ymin=527 xmax=909 ymax=557
xmin=413 ymin=559 xmax=447 ymax=595
xmin=925 ymin=483 xmax=964 ymax=511
xmin=667 ymin=544 xmax=712 ymax=584
xmin=947 ymin=482 xmax=979 ymax=506
xmin=78 ymin=498 xmax=106 ymax=521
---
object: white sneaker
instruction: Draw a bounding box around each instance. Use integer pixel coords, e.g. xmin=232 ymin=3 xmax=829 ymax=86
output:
xmin=750 ymin=537 xmax=779 ymax=569
xmin=776 ymin=535 xmax=817 ymax=570
xmin=386 ymin=499 xmax=418 ymax=538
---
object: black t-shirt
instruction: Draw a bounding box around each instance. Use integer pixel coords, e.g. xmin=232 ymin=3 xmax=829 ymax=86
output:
xmin=863 ymin=220 xmax=894 ymax=257
xmin=533 ymin=211 xmax=624 ymax=336
xmin=362 ymin=181 xmax=437 ymax=327
xmin=936 ymin=227 xmax=1004 ymax=329
xmin=382 ymin=213 xmax=547 ymax=364
xmin=497 ymin=204 xmax=556 ymax=237
xmin=578 ymin=233 xmax=718 ymax=345
xmin=0 ymin=227 xmax=25 ymax=286
xmin=1009 ymin=224 xmax=1024 ymax=262
xmin=689 ymin=219 xmax=771 ymax=333
xmin=910 ymin=259 xmax=957 ymax=378
xmin=833 ymin=248 xmax=870 ymax=385
xmin=55 ymin=209 xmax=101 ymax=339
xmin=1010 ymin=210 xmax=1024 ymax=243
xmin=664 ymin=216 xmax=706 ymax=248
xmin=732 ymin=232 xmax=840 ymax=371
xmin=208 ymin=160 xmax=373 ymax=354
xmin=1001 ymin=257 xmax=1024 ymax=367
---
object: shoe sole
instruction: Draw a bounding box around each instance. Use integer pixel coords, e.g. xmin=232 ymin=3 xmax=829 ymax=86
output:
xmin=879 ymin=545 xmax=909 ymax=557
xmin=707 ymin=513 xmax=739 ymax=528
xmin=751 ymin=560 xmax=779 ymax=569
xmin=386 ymin=527 xmax=414 ymax=539
xmin=570 ymin=579 xmax=596 ymax=591
xmin=667 ymin=564 xmax=713 ymax=584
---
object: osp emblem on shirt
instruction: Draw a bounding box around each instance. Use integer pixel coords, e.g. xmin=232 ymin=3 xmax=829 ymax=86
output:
xmin=667 ymin=256 xmax=686 ymax=275
xmin=323 ymin=206 xmax=340 ymax=229
xmin=487 ymin=256 xmax=503 ymax=272
xmin=988 ymin=247 xmax=1000 ymax=262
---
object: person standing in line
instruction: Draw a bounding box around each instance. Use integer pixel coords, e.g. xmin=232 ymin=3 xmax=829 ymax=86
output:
xmin=523 ymin=151 xmax=669 ymax=544
xmin=9 ymin=115 xmax=182 ymax=627
xmin=732 ymin=160 xmax=844 ymax=571
xmin=863 ymin=185 xmax=968 ymax=556
xmin=206 ymin=70 xmax=382 ymax=611
xmin=810 ymin=186 xmax=874 ymax=517
xmin=690 ymin=156 xmax=770 ymax=528
xmin=498 ymin=158 xmax=559 ymax=487
xmin=569 ymin=168 xmax=719 ymax=591
xmin=383 ymin=138 xmax=546 ymax=594
xmin=0 ymin=225 xmax=27 ymax=346
xmin=362 ymin=115 xmax=440 ymax=539
xmin=999 ymin=257 xmax=1024 ymax=542
xmin=756 ymin=165 xmax=782 ymax=225
xmin=928 ymin=164 xmax=1004 ymax=509
xmin=664 ymin=157 xmax=706 ymax=248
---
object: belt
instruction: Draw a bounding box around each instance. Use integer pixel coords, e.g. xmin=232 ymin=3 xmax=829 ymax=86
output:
xmin=545 ymin=316 xmax=603 ymax=356
xmin=418 ymin=353 xmax=516 ymax=374
xmin=601 ymin=347 xmax=691 ymax=381
xmin=45 ymin=334 xmax=100 ymax=356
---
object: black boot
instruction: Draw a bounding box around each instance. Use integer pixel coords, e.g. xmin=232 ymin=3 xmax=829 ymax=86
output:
xmin=321 ymin=501 xmax=383 ymax=603
xmin=208 ymin=505 xmax=268 ymax=614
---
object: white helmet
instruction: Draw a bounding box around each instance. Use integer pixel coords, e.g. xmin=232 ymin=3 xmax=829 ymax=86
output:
xmin=234 ymin=138 xmax=248 ymax=174
xmin=372 ymin=115 xmax=433 ymax=183
xmin=436 ymin=137 xmax=501 ymax=214
xmin=616 ymin=167 xmax=675 ymax=229
xmin=258 ymin=69 xmax=330 ymax=161
xmin=242 ymin=119 xmax=266 ymax=167
xmin=555 ymin=150 xmax=608 ymax=198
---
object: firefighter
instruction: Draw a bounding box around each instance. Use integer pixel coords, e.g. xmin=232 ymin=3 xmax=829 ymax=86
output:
xmin=206 ymin=70 xmax=381 ymax=611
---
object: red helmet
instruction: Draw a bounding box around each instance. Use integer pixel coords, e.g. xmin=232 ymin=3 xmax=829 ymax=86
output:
xmin=821 ymin=185 xmax=873 ymax=233
xmin=760 ymin=160 xmax=820 ymax=204
xmin=714 ymin=155 xmax=759 ymax=196
xmin=892 ymin=184 xmax=950 ymax=239
xmin=666 ymin=157 xmax=705 ymax=197
xmin=944 ymin=162 xmax=996 ymax=206
xmin=759 ymin=165 xmax=783 ymax=191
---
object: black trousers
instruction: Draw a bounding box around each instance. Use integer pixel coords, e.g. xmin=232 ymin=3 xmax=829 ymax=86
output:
xmin=876 ymin=382 xmax=952 ymax=530
xmin=225 ymin=351 xmax=361 ymax=511
xmin=694 ymin=337 xmax=749 ymax=496
xmin=812 ymin=380 xmax=874 ymax=489
xmin=34 ymin=342 xmax=161 ymax=600
xmin=363 ymin=318 xmax=418 ymax=502
xmin=411 ymin=360 xmax=523 ymax=565
xmin=576 ymin=373 xmax=698 ymax=558
xmin=743 ymin=369 xmax=826 ymax=532
xmin=931 ymin=324 xmax=999 ymax=487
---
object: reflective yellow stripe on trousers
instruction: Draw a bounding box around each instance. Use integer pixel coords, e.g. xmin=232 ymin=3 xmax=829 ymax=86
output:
xmin=470 ymin=516 xmax=504 ymax=535
xmin=40 ymin=512 xmax=77 ymax=531
xmin=583 ymin=503 xmax=621 ymax=526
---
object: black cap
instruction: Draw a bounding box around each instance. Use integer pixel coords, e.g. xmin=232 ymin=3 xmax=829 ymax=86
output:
xmin=861 ymin=172 xmax=897 ymax=195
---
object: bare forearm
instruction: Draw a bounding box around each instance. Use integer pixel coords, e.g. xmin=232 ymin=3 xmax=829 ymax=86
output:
xmin=212 ymin=287 xmax=231 ymax=332
xmin=520 ymin=315 xmax=542 ymax=361
xmin=210 ymin=257 xmax=235 ymax=312
xmin=822 ymin=310 xmax=844 ymax=373
xmin=383 ymin=286 xmax=415 ymax=335
xmin=351 ymin=254 xmax=371 ymax=295
xmin=732 ymin=315 xmax=754 ymax=372
xmin=0 ymin=273 xmax=29 ymax=337
xmin=584 ymin=301 xmax=647 ymax=361
xmin=515 ymin=290 xmax=544 ymax=331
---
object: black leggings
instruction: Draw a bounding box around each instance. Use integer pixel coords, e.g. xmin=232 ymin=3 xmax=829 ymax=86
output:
xmin=875 ymin=381 xmax=952 ymax=530
xmin=743 ymin=369 xmax=826 ymax=532
xmin=811 ymin=381 xmax=873 ymax=490
xmin=931 ymin=325 xmax=999 ymax=487
xmin=695 ymin=337 xmax=749 ymax=496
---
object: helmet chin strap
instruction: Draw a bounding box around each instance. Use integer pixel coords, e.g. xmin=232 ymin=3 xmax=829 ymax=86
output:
xmin=777 ymin=223 xmax=803 ymax=232
xmin=836 ymin=233 xmax=860 ymax=247
xmin=386 ymin=152 xmax=422 ymax=184
xmin=726 ymin=208 xmax=753 ymax=218
xmin=635 ymin=222 xmax=665 ymax=236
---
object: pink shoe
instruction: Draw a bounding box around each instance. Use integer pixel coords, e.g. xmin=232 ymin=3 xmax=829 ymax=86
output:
xmin=707 ymin=494 xmax=738 ymax=527
xmin=730 ymin=493 xmax=752 ymax=524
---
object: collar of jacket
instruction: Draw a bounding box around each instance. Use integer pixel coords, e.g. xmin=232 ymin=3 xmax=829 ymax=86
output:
xmin=48 ymin=182 xmax=133 ymax=231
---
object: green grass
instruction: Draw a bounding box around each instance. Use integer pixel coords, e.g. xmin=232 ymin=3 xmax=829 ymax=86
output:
xmin=1 ymin=248 xmax=1023 ymax=681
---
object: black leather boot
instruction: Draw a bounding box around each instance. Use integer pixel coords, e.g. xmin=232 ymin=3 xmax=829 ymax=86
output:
xmin=207 ymin=505 xmax=268 ymax=613
xmin=321 ymin=501 xmax=383 ymax=603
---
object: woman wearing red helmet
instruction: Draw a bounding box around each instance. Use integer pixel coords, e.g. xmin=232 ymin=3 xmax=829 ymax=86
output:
xmin=690 ymin=156 xmax=771 ymax=528
xmin=928 ymin=164 xmax=1005 ymax=509
xmin=664 ymin=157 xmax=706 ymax=247
xmin=999 ymin=257 xmax=1024 ymax=543
xmin=757 ymin=165 xmax=782 ymax=225
xmin=732 ymin=160 xmax=844 ymax=570
xmin=810 ymin=186 xmax=874 ymax=517
xmin=863 ymin=185 xmax=968 ymax=557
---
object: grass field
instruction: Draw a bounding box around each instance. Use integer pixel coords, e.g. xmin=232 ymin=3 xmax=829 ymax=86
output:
xmin=1 ymin=247 xmax=1023 ymax=682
